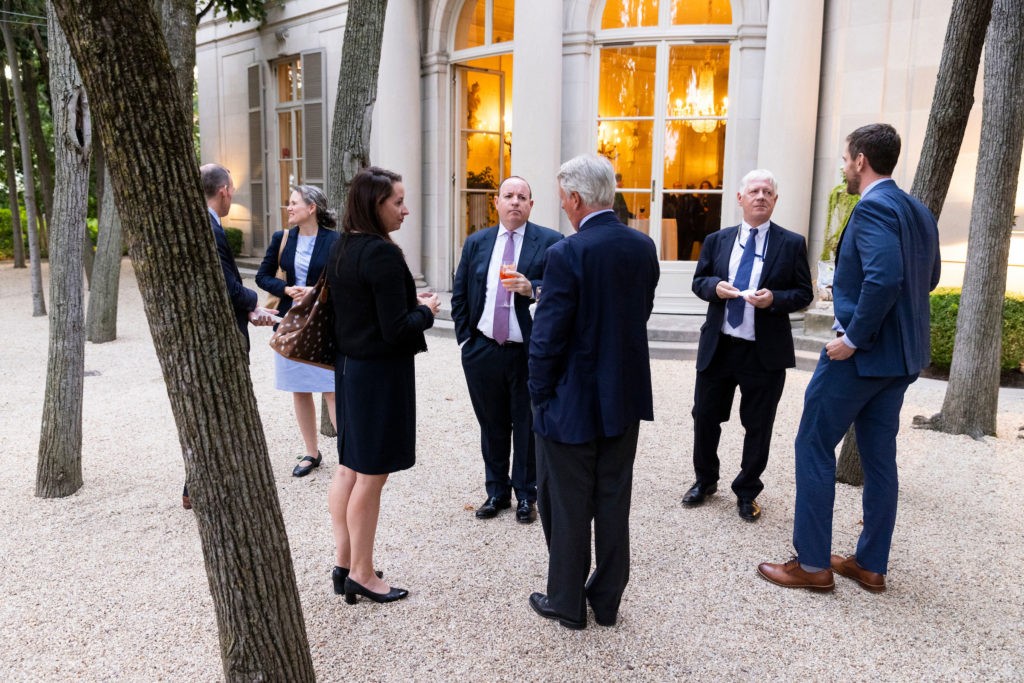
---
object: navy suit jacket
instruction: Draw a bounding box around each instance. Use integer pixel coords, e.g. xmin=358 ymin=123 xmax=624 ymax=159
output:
xmin=833 ymin=179 xmax=941 ymax=377
xmin=450 ymin=221 xmax=563 ymax=345
xmin=256 ymin=226 xmax=339 ymax=318
xmin=529 ymin=211 xmax=660 ymax=444
xmin=692 ymin=222 xmax=814 ymax=372
xmin=210 ymin=211 xmax=257 ymax=346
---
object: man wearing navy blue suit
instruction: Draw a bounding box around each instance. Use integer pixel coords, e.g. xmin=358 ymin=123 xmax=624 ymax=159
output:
xmin=182 ymin=164 xmax=276 ymax=509
xmin=682 ymin=169 xmax=813 ymax=522
xmin=759 ymin=124 xmax=941 ymax=592
xmin=451 ymin=176 xmax=562 ymax=524
xmin=527 ymin=155 xmax=659 ymax=629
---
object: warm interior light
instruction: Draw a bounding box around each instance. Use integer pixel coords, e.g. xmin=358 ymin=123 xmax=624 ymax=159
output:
xmin=672 ymin=51 xmax=727 ymax=135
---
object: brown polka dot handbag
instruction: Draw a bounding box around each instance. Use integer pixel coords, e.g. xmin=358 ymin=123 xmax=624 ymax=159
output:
xmin=269 ymin=273 xmax=337 ymax=370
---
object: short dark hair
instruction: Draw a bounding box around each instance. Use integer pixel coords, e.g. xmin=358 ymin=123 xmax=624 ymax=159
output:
xmin=846 ymin=123 xmax=901 ymax=176
xmin=342 ymin=166 xmax=403 ymax=242
xmin=200 ymin=163 xmax=231 ymax=199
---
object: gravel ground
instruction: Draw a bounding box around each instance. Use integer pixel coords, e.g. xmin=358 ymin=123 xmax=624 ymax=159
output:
xmin=1 ymin=261 xmax=1022 ymax=681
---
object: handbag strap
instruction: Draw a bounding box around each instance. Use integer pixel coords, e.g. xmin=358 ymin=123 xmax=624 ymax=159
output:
xmin=276 ymin=228 xmax=290 ymax=273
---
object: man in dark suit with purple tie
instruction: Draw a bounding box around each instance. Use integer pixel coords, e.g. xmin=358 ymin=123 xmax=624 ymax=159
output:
xmin=527 ymin=154 xmax=659 ymax=630
xmin=759 ymin=124 xmax=940 ymax=593
xmin=682 ymin=169 xmax=813 ymax=522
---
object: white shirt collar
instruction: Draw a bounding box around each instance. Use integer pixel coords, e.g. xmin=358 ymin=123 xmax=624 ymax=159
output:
xmin=859 ymin=178 xmax=890 ymax=200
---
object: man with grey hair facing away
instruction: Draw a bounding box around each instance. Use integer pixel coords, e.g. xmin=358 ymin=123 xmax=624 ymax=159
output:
xmin=527 ymin=154 xmax=659 ymax=630
xmin=681 ymin=169 xmax=813 ymax=522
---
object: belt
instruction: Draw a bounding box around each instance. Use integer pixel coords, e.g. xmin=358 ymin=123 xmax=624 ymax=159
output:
xmin=479 ymin=334 xmax=523 ymax=348
xmin=720 ymin=334 xmax=754 ymax=345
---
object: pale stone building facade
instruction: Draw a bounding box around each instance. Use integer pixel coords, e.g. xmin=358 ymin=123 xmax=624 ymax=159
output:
xmin=196 ymin=0 xmax=1024 ymax=313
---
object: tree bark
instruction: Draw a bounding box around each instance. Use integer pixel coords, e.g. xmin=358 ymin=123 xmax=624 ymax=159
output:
xmin=320 ymin=395 xmax=335 ymax=437
xmin=51 ymin=1 xmax=315 ymax=679
xmin=21 ymin=47 xmax=55 ymax=231
xmin=37 ymin=2 xmax=91 ymax=499
xmin=910 ymin=0 xmax=994 ymax=219
xmin=1 ymin=14 xmax=45 ymax=315
xmin=0 ymin=55 xmax=25 ymax=268
xmin=326 ymin=0 xmax=389 ymax=209
xmin=934 ymin=0 xmax=1024 ymax=438
xmin=834 ymin=426 xmax=864 ymax=487
xmin=86 ymin=164 xmax=121 ymax=342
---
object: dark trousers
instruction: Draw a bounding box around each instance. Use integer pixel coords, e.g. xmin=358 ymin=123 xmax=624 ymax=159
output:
xmin=692 ymin=335 xmax=786 ymax=500
xmin=793 ymin=350 xmax=916 ymax=574
xmin=461 ymin=335 xmax=536 ymax=503
xmin=536 ymin=423 xmax=639 ymax=624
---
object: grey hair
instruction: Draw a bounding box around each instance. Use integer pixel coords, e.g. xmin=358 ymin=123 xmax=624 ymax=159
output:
xmin=292 ymin=184 xmax=338 ymax=229
xmin=739 ymin=169 xmax=778 ymax=194
xmin=557 ymin=154 xmax=616 ymax=208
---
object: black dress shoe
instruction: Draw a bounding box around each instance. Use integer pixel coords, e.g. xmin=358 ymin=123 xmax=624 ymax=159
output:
xmin=475 ymin=496 xmax=512 ymax=519
xmin=681 ymin=481 xmax=717 ymax=507
xmin=293 ymin=451 xmax=323 ymax=477
xmin=516 ymin=500 xmax=537 ymax=524
xmin=343 ymin=577 xmax=409 ymax=604
xmin=332 ymin=566 xmax=384 ymax=595
xmin=528 ymin=592 xmax=585 ymax=630
xmin=738 ymin=498 xmax=761 ymax=521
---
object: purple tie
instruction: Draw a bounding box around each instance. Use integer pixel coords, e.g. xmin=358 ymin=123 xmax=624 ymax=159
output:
xmin=492 ymin=230 xmax=515 ymax=344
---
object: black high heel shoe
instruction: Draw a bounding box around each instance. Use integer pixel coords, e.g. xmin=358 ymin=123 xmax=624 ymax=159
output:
xmin=343 ymin=576 xmax=408 ymax=604
xmin=332 ymin=567 xmax=384 ymax=595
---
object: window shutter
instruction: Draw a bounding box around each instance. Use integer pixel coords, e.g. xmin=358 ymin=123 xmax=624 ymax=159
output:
xmin=247 ymin=62 xmax=267 ymax=251
xmin=301 ymin=50 xmax=327 ymax=189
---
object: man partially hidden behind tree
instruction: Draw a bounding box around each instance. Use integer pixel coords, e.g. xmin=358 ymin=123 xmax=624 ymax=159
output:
xmin=181 ymin=164 xmax=277 ymax=509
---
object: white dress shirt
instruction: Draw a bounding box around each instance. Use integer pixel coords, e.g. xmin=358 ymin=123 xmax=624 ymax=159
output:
xmin=477 ymin=223 xmax=527 ymax=343
xmin=721 ymin=220 xmax=770 ymax=341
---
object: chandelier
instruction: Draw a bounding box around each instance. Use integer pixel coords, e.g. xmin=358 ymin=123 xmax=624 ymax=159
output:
xmin=673 ymin=53 xmax=727 ymax=137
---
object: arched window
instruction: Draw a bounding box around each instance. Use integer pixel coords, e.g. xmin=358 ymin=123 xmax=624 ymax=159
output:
xmin=451 ymin=0 xmax=515 ymax=257
xmin=597 ymin=0 xmax=732 ymax=262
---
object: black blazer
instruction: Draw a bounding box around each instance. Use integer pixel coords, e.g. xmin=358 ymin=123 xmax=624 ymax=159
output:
xmin=327 ymin=233 xmax=434 ymax=359
xmin=692 ymin=222 xmax=814 ymax=372
xmin=210 ymin=212 xmax=257 ymax=346
xmin=256 ymin=226 xmax=339 ymax=318
xmin=450 ymin=221 xmax=563 ymax=345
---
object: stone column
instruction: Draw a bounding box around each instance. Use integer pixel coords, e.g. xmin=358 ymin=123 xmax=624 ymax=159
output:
xmin=755 ymin=0 xmax=824 ymax=239
xmin=510 ymin=0 xmax=563 ymax=229
xmin=371 ymin=0 xmax=424 ymax=281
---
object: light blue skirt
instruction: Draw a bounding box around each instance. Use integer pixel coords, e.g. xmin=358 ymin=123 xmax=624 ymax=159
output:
xmin=274 ymin=352 xmax=335 ymax=393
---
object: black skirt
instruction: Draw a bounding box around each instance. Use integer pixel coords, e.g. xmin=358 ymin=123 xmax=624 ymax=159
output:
xmin=336 ymin=353 xmax=416 ymax=474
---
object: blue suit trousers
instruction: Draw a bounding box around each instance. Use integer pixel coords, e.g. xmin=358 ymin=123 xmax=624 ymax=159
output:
xmin=793 ymin=349 xmax=916 ymax=574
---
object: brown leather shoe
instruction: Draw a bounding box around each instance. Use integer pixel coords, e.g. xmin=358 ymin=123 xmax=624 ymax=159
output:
xmin=831 ymin=554 xmax=886 ymax=593
xmin=182 ymin=494 xmax=192 ymax=510
xmin=757 ymin=559 xmax=834 ymax=592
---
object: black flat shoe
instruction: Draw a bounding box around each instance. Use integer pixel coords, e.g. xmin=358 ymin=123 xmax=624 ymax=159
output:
xmin=293 ymin=452 xmax=323 ymax=477
xmin=343 ymin=577 xmax=408 ymax=604
xmin=528 ymin=592 xmax=585 ymax=630
xmin=475 ymin=496 xmax=512 ymax=519
xmin=681 ymin=481 xmax=717 ymax=507
xmin=738 ymin=498 xmax=761 ymax=521
xmin=332 ymin=567 xmax=384 ymax=595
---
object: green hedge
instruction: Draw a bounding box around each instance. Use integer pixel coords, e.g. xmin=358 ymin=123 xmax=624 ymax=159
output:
xmin=0 ymin=207 xmax=29 ymax=259
xmin=930 ymin=287 xmax=1024 ymax=371
xmin=225 ymin=227 xmax=243 ymax=257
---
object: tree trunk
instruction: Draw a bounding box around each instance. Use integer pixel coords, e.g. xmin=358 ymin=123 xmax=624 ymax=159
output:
xmin=1 ymin=15 xmax=45 ymax=315
xmin=834 ymin=426 xmax=864 ymax=487
xmin=326 ymin=0 xmax=389 ymax=209
xmin=910 ymin=0 xmax=994 ymax=219
xmin=51 ymin=1 xmax=315 ymax=679
xmin=21 ymin=48 xmax=55 ymax=231
xmin=935 ymin=0 xmax=1024 ymax=438
xmin=82 ymin=134 xmax=99 ymax=286
xmin=320 ymin=395 xmax=335 ymax=437
xmin=0 ymin=56 xmax=25 ymax=268
xmin=86 ymin=164 xmax=121 ymax=342
xmin=37 ymin=2 xmax=91 ymax=499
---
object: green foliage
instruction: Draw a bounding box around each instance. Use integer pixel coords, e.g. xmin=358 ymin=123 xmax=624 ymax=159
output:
xmin=930 ymin=287 xmax=1024 ymax=371
xmin=0 ymin=207 xmax=28 ymax=259
xmin=466 ymin=166 xmax=498 ymax=190
xmin=225 ymin=226 xmax=243 ymax=256
xmin=820 ymin=181 xmax=859 ymax=262
xmin=197 ymin=0 xmax=270 ymax=24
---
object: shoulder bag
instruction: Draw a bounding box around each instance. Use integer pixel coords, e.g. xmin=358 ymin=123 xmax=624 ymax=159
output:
xmin=264 ymin=229 xmax=290 ymax=310
xmin=269 ymin=272 xmax=337 ymax=370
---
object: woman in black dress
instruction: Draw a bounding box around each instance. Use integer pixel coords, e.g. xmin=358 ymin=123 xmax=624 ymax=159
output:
xmin=326 ymin=167 xmax=440 ymax=604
